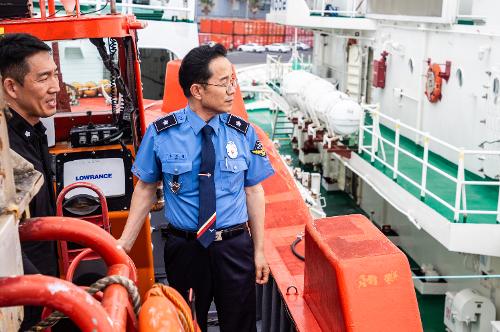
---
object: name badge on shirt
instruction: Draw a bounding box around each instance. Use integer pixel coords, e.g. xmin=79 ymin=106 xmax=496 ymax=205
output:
xmin=226 ymin=141 xmax=238 ymax=159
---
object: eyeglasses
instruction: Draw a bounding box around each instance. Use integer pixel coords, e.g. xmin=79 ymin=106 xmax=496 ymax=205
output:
xmin=201 ymin=79 xmax=238 ymax=93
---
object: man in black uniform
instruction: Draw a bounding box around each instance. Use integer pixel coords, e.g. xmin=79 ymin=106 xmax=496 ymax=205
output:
xmin=0 ymin=33 xmax=60 ymax=330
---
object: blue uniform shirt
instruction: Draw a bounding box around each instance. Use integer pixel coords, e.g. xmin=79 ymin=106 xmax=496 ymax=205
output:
xmin=132 ymin=105 xmax=275 ymax=231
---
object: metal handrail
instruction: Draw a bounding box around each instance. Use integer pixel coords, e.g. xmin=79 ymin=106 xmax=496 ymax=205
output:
xmin=265 ymin=54 xmax=313 ymax=93
xmin=359 ymin=104 xmax=500 ymax=223
xmin=35 ymin=0 xmax=195 ymax=20
xmin=310 ymin=0 xmax=363 ymax=18
xmin=82 ymin=0 xmax=195 ymax=16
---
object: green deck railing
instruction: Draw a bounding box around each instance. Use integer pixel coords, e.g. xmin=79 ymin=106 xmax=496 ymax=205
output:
xmin=359 ymin=105 xmax=500 ymax=224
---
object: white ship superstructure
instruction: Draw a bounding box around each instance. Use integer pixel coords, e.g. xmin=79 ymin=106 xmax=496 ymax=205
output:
xmin=265 ymin=1 xmax=500 ymax=329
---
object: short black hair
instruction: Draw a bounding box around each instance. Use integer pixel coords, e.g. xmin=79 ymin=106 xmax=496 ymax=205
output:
xmin=0 ymin=33 xmax=51 ymax=85
xmin=178 ymin=43 xmax=227 ymax=98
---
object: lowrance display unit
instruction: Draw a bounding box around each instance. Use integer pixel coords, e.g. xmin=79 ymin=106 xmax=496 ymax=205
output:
xmin=63 ymin=158 xmax=126 ymax=198
xmin=55 ymin=149 xmax=134 ymax=212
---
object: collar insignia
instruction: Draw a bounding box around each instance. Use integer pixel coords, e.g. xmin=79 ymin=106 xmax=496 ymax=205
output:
xmin=226 ymin=114 xmax=249 ymax=134
xmin=153 ymin=114 xmax=178 ymax=133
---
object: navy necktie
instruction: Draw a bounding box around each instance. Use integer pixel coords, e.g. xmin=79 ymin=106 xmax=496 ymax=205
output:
xmin=197 ymin=125 xmax=216 ymax=247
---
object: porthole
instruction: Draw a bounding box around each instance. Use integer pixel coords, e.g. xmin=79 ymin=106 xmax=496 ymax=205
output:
xmin=492 ymin=77 xmax=499 ymax=95
xmin=456 ymin=69 xmax=463 ymax=87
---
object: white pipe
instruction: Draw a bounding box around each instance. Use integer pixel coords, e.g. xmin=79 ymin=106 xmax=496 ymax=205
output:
xmin=310 ymin=10 xmax=359 ymax=15
xmin=415 ymin=31 xmax=429 ymax=144
xmin=458 ymin=210 xmax=499 ymax=215
xmin=370 ymin=113 xmax=378 ymax=162
xmin=497 ymin=186 xmax=500 ymax=222
xmin=463 ymin=181 xmax=500 ymax=186
xmin=358 ymin=110 xmax=365 ymax=153
xmin=453 ymin=150 xmax=464 ymax=221
xmin=379 ymin=23 xmax=500 ymax=39
xmin=463 ymin=150 xmax=500 ymax=155
xmin=414 ymin=274 xmax=500 ymax=280
xmin=80 ymin=0 xmax=192 ymax=12
xmin=392 ymin=121 xmax=400 ymax=180
xmin=420 ymin=136 xmax=429 ymax=198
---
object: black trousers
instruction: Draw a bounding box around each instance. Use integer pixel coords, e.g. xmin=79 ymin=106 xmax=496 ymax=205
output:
xmin=19 ymin=241 xmax=58 ymax=332
xmin=164 ymin=228 xmax=257 ymax=332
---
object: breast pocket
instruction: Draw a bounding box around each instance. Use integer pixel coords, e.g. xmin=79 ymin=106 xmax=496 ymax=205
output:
xmin=162 ymin=161 xmax=193 ymax=194
xmin=219 ymin=158 xmax=248 ymax=193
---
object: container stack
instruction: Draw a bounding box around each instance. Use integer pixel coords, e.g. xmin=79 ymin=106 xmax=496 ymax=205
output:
xmin=198 ymin=18 xmax=314 ymax=50
xmin=284 ymin=26 xmax=314 ymax=47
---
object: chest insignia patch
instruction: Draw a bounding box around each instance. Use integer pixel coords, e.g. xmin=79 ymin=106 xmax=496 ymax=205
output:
xmin=251 ymin=140 xmax=266 ymax=157
xmin=25 ymin=130 xmax=31 ymax=138
xmin=226 ymin=141 xmax=238 ymax=159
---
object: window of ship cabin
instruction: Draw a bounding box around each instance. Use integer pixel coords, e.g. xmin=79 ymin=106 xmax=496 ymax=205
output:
xmin=367 ymin=0 xmax=444 ymax=17
xmin=43 ymin=39 xmax=135 ymax=147
xmin=139 ymin=48 xmax=177 ymax=100
xmin=365 ymin=0 xmax=467 ymax=23
xmin=50 ymin=39 xmax=115 ymax=114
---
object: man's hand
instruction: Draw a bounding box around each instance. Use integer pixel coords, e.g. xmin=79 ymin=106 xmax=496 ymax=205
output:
xmin=117 ymin=237 xmax=133 ymax=253
xmin=116 ymin=179 xmax=157 ymax=254
xmin=255 ymin=250 xmax=270 ymax=284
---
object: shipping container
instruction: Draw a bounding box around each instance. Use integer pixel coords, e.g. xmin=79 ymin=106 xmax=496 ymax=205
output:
xmin=200 ymin=19 xmax=211 ymax=33
xmin=222 ymin=20 xmax=233 ymax=35
xmin=298 ymin=35 xmax=314 ymax=47
xmin=244 ymin=35 xmax=266 ymax=45
xmin=234 ymin=20 xmax=257 ymax=35
xmin=284 ymin=34 xmax=294 ymax=43
xmin=198 ymin=33 xmax=212 ymax=45
xmin=276 ymin=24 xmax=285 ymax=36
xmin=255 ymin=20 xmax=266 ymax=35
xmin=211 ymin=19 xmax=222 ymax=34
xmin=233 ymin=35 xmax=245 ymax=49
xmin=198 ymin=33 xmax=233 ymax=50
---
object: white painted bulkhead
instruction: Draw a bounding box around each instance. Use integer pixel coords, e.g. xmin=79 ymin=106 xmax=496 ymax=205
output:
xmin=369 ymin=24 xmax=500 ymax=178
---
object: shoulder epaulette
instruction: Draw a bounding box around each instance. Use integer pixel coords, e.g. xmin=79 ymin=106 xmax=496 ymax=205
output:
xmin=225 ymin=114 xmax=249 ymax=134
xmin=153 ymin=113 xmax=178 ymax=133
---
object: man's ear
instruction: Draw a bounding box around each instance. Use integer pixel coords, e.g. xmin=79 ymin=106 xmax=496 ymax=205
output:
xmin=190 ymin=83 xmax=203 ymax=101
xmin=3 ymin=78 xmax=19 ymax=100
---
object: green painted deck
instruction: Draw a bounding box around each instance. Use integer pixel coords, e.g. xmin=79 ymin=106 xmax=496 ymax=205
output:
xmin=361 ymin=114 xmax=499 ymax=224
xmin=248 ymin=108 xmax=450 ymax=331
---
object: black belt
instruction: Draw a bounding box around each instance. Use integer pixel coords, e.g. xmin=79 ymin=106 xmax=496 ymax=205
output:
xmin=163 ymin=223 xmax=248 ymax=242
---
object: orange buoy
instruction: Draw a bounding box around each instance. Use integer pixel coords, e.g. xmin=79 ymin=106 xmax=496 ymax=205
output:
xmin=425 ymin=63 xmax=443 ymax=103
xmin=83 ymin=81 xmax=98 ymax=97
xmin=139 ymin=284 xmax=200 ymax=332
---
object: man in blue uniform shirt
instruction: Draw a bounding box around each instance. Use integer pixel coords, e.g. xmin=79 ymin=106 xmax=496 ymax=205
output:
xmin=118 ymin=43 xmax=274 ymax=331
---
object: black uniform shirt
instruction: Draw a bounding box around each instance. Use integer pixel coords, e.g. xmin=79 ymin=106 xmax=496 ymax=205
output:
xmin=7 ymin=108 xmax=57 ymax=276
xmin=7 ymin=108 xmax=56 ymax=217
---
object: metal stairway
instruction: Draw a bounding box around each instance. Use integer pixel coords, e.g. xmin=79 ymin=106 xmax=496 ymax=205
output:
xmin=270 ymin=109 xmax=294 ymax=141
